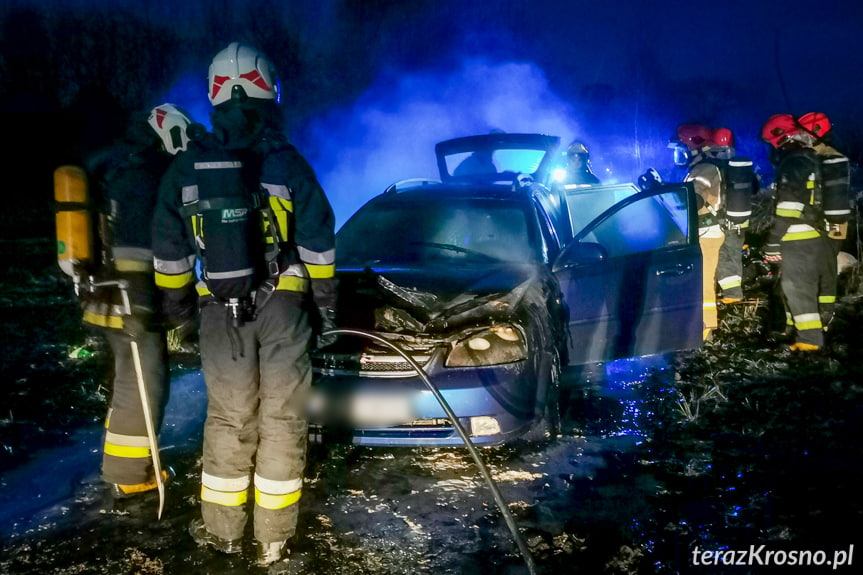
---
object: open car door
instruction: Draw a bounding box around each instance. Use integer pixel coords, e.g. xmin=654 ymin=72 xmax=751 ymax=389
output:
xmin=553 ymin=182 xmax=702 ymax=365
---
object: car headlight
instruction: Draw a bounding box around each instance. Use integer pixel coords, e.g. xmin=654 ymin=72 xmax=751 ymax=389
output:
xmin=445 ymin=325 xmax=527 ymax=367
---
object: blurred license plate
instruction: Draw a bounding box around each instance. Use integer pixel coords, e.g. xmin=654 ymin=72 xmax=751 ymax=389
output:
xmin=350 ymin=392 xmax=413 ymax=426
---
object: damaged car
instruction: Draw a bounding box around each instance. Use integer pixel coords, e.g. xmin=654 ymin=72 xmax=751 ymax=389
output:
xmin=310 ymin=133 xmax=702 ymax=447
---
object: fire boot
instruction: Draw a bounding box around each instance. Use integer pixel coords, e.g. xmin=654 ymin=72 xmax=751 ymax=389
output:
xmin=257 ymin=539 xmax=289 ymax=566
xmin=189 ymin=518 xmax=243 ymax=555
xmin=111 ymin=467 xmax=174 ymax=500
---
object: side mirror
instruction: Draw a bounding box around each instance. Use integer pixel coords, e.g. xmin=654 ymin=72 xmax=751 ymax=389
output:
xmin=553 ymin=241 xmax=607 ymax=272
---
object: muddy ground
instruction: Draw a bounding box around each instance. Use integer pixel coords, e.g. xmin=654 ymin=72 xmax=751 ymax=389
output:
xmin=1 ymin=237 xmax=862 ymax=574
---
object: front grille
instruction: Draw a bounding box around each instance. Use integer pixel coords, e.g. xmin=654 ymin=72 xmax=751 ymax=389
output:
xmin=314 ymin=351 xmax=433 ymax=377
xmin=360 ymin=354 xmax=431 ymax=372
xmin=397 ymin=418 xmax=451 ymax=428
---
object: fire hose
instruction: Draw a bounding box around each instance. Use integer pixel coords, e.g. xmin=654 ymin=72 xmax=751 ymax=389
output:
xmin=321 ymin=328 xmax=539 ymax=575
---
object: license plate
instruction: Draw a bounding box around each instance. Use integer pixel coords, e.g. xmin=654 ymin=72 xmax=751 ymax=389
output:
xmin=349 ymin=392 xmax=414 ymax=427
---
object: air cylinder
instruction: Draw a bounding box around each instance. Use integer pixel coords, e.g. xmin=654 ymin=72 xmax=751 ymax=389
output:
xmin=54 ymin=165 xmax=93 ymax=278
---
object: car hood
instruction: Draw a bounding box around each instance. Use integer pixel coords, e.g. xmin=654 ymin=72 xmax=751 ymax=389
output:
xmin=337 ymin=263 xmax=547 ymax=335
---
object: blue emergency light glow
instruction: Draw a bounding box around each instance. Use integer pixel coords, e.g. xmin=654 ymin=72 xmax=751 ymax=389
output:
xmin=159 ymin=73 xmax=214 ymax=131
xmin=551 ymin=167 xmax=567 ymax=183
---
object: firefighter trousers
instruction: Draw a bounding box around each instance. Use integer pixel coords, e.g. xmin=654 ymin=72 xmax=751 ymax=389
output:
xmin=101 ymin=327 xmax=170 ymax=485
xmin=199 ymin=293 xmax=312 ymax=545
xmin=717 ymin=228 xmax=745 ymax=301
xmin=699 ymin=234 xmax=724 ymax=335
xmin=779 ymin=235 xmax=837 ymax=348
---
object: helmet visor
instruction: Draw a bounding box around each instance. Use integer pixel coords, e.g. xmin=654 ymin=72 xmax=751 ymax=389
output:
xmin=668 ymin=142 xmax=690 ymax=167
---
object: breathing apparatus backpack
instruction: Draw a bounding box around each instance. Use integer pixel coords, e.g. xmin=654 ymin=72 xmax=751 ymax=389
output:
xmin=776 ymin=147 xmax=850 ymax=237
xmin=182 ymin=136 xmax=282 ymax=324
xmin=816 ymin=150 xmax=852 ymax=239
xmin=723 ymin=157 xmax=755 ymax=228
xmin=701 ymin=155 xmax=755 ymax=231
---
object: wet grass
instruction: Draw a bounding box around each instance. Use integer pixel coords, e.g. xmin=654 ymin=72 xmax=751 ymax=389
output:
xmin=634 ymin=294 xmax=863 ymax=573
xmin=0 ymin=239 xmax=110 ymax=469
xmin=0 ymin=239 xmax=199 ymax=471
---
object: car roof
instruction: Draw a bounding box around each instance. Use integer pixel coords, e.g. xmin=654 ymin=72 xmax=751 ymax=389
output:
xmin=378 ymin=178 xmax=534 ymax=203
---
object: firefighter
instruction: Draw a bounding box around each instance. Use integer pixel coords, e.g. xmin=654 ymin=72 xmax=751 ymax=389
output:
xmin=561 ymin=140 xmax=601 ymax=187
xmin=82 ymin=103 xmax=191 ymax=500
xmin=670 ymin=124 xmax=753 ymax=340
xmin=671 ymin=124 xmax=723 ymax=340
xmin=710 ymin=127 xmax=752 ymax=307
xmin=152 ymin=42 xmax=337 ymax=566
xmin=761 ymin=112 xmax=848 ymax=351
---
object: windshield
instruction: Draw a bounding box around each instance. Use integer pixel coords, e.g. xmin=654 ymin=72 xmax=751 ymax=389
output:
xmin=337 ymin=195 xmax=538 ymax=267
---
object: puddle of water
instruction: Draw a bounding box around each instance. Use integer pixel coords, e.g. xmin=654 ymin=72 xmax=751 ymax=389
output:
xmin=0 ymin=369 xmax=207 ymax=539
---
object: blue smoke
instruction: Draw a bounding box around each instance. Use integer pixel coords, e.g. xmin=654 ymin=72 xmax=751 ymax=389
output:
xmin=157 ymin=54 xmax=684 ymax=231
xmin=158 ymin=72 xmax=213 ymax=132
xmin=301 ymin=58 xmax=594 ymax=228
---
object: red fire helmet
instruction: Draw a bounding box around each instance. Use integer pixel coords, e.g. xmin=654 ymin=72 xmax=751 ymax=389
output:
xmin=760 ymin=114 xmax=798 ymax=148
xmin=797 ymin=112 xmax=831 ymax=138
xmin=675 ymin=124 xmax=713 ymax=151
xmin=712 ymin=127 xmax=734 ymax=147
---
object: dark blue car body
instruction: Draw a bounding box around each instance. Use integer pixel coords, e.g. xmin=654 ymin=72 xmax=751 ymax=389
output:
xmin=310 ymin=134 xmax=702 ymax=447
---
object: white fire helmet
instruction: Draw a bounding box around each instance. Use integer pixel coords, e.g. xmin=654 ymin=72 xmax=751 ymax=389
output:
xmin=147 ymin=103 xmax=191 ymax=155
xmin=208 ymin=42 xmax=280 ymax=106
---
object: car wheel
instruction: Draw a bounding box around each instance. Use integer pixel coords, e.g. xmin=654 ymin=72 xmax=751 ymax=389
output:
xmin=523 ymin=350 xmax=561 ymax=443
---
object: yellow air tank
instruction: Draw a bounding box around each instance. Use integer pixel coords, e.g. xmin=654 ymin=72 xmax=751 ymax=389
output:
xmin=54 ymin=165 xmax=93 ymax=278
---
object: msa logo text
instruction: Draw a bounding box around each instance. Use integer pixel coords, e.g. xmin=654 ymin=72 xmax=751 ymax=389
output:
xmin=221 ymin=207 xmax=248 ymax=223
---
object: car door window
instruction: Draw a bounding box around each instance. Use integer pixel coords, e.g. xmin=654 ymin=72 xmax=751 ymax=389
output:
xmin=563 ymin=184 xmax=640 ymax=237
xmin=579 ymin=189 xmax=691 ymax=257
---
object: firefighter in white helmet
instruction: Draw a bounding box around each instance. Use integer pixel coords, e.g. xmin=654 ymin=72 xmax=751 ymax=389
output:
xmin=80 ymin=103 xmax=191 ymax=502
xmin=152 ymin=42 xmax=337 ymax=566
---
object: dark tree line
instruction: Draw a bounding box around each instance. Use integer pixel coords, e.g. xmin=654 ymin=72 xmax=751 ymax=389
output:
xmin=0 ymin=1 xmax=373 ymax=238
xmin=1 ymin=0 xmax=859 ymax=239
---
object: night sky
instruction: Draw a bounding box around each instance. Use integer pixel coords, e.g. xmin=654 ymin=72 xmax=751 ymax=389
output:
xmin=2 ymin=0 xmax=861 ymax=227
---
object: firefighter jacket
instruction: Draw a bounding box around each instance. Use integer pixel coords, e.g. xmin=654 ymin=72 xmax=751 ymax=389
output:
xmin=80 ymin=144 xmax=172 ymax=330
xmin=152 ymin=133 xmax=336 ymax=318
xmin=685 ymin=161 xmax=724 ymax=239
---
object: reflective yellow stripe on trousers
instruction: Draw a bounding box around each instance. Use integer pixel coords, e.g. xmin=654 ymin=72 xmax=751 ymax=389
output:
xmin=201 ymin=471 xmax=250 ymax=507
xmin=104 ymin=431 xmax=151 ymax=459
xmin=254 ymin=474 xmax=303 ymax=510
xmin=793 ymin=312 xmax=822 ymax=332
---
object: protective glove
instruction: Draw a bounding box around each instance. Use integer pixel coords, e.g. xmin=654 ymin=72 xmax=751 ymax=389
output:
xmin=316 ymin=306 xmax=339 ymax=349
xmin=763 ymin=243 xmax=782 ymax=263
xmin=161 ymin=288 xmax=198 ymax=329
